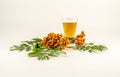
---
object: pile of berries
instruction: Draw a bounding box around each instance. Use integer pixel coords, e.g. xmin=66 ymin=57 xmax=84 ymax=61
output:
xmin=41 ymin=33 xmax=70 ymax=50
xmin=75 ymin=31 xmax=85 ymax=45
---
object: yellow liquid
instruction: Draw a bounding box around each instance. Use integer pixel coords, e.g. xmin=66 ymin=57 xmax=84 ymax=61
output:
xmin=63 ymin=22 xmax=77 ymax=38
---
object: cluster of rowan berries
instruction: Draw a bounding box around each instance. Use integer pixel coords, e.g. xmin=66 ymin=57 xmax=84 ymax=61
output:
xmin=75 ymin=31 xmax=85 ymax=45
xmin=41 ymin=33 xmax=70 ymax=49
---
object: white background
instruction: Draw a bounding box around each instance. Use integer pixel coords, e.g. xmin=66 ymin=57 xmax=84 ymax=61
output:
xmin=0 ymin=0 xmax=120 ymax=77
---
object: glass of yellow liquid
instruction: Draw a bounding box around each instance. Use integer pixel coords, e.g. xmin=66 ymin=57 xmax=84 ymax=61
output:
xmin=62 ymin=17 xmax=77 ymax=39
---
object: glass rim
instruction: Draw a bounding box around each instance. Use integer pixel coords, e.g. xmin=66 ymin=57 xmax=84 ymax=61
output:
xmin=62 ymin=17 xmax=78 ymax=23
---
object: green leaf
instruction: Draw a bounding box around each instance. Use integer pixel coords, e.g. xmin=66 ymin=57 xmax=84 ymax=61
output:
xmin=69 ymin=38 xmax=75 ymax=44
xmin=22 ymin=41 xmax=34 ymax=45
xmin=89 ymin=43 xmax=94 ymax=45
xmin=10 ymin=45 xmax=25 ymax=51
xmin=28 ymin=52 xmax=39 ymax=57
xmin=10 ymin=45 xmax=20 ymax=51
xmin=75 ymin=43 xmax=108 ymax=53
xmin=38 ymin=54 xmax=49 ymax=60
xmin=26 ymin=46 xmax=31 ymax=51
xmin=49 ymin=50 xmax=61 ymax=57
xmin=10 ymin=37 xmax=68 ymax=60
xmin=32 ymin=38 xmax=42 ymax=43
